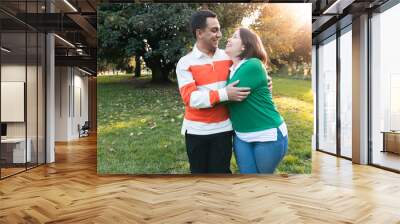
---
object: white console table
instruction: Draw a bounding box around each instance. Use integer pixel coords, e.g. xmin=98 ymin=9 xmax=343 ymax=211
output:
xmin=1 ymin=138 xmax=32 ymax=163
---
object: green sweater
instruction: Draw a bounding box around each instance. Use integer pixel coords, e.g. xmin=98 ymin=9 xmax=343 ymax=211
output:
xmin=227 ymin=58 xmax=283 ymax=132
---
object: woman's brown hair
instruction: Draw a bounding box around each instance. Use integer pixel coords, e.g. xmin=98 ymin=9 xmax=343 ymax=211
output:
xmin=238 ymin=28 xmax=269 ymax=67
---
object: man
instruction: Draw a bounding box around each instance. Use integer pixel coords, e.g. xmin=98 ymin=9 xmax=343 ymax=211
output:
xmin=176 ymin=10 xmax=271 ymax=174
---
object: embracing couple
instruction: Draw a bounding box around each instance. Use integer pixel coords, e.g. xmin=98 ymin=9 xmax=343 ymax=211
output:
xmin=176 ymin=10 xmax=288 ymax=174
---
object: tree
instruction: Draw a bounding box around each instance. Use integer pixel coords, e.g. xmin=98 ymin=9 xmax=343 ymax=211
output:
xmin=98 ymin=3 xmax=255 ymax=83
xmin=134 ymin=56 xmax=141 ymax=77
xmin=99 ymin=3 xmax=196 ymax=82
xmin=251 ymin=4 xmax=295 ymax=72
xmin=251 ymin=4 xmax=311 ymax=77
xmin=291 ymin=23 xmax=312 ymax=77
xmin=206 ymin=3 xmax=260 ymax=47
xmin=98 ymin=4 xmax=131 ymax=74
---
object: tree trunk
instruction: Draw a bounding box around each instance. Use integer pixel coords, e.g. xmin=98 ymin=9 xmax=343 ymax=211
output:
xmin=135 ymin=56 xmax=141 ymax=78
xmin=145 ymin=57 xmax=171 ymax=83
xmin=150 ymin=67 xmax=171 ymax=83
xmin=150 ymin=66 xmax=163 ymax=83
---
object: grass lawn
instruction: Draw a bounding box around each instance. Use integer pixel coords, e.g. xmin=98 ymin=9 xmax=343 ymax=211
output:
xmin=97 ymin=75 xmax=313 ymax=174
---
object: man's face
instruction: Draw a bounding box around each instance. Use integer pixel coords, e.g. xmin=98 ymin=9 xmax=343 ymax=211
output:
xmin=197 ymin=17 xmax=222 ymax=51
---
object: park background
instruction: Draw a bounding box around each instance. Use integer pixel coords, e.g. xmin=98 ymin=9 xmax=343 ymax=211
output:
xmin=97 ymin=3 xmax=313 ymax=174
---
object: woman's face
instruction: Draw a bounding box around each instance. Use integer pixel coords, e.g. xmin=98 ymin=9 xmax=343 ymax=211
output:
xmin=225 ymin=30 xmax=244 ymax=58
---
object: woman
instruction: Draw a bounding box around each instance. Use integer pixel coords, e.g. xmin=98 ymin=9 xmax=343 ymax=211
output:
xmin=225 ymin=28 xmax=288 ymax=174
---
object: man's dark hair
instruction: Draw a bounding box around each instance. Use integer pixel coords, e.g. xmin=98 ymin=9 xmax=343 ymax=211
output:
xmin=190 ymin=10 xmax=217 ymax=38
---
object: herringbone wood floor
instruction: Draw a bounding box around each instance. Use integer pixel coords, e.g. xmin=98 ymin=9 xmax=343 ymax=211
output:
xmin=1 ymin=135 xmax=400 ymax=224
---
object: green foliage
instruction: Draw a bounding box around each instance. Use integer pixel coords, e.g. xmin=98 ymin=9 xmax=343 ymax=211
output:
xmin=252 ymin=4 xmax=311 ymax=75
xmin=99 ymin=3 xmax=196 ymax=82
xmin=206 ymin=3 xmax=260 ymax=46
xmin=97 ymin=76 xmax=312 ymax=174
xmin=98 ymin=3 xmax=256 ymax=82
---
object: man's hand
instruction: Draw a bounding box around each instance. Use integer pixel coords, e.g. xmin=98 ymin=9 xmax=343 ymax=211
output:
xmin=267 ymin=76 xmax=273 ymax=93
xmin=226 ymin=80 xmax=250 ymax=102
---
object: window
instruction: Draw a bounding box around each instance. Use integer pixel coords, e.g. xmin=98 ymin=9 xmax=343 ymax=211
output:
xmin=0 ymin=1 xmax=46 ymax=179
xmin=317 ymin=35 xmax=337 ymax=154
xmin=339 ymin=26 xmax=352 ymax=158
xmin=370 ymin=3 xmax=400 ymax=171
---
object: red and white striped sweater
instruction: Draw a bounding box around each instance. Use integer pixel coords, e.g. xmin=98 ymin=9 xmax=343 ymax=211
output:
xmin=176 ymin=45 xmax=233 ymax=135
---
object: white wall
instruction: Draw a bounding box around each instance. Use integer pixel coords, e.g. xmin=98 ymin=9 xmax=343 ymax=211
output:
xmin=55 ymin=67 xmax=89 ymax=141
xmin=1 ymin=64 xmax=27 ymax=139
xmin=1 ymin=82 xmax=25 ymax=122
xmin=55 ymin=66 xmax=69 ymax=141
xmin=75 ymin=70 xmax=89 ymax=139
xmin=1 ymin=64 xmax=26 ymax=82
xmin=1 ymin=64 xmax=25 ymax=146
xmin=1 ymin=63 xmax=46 ymax=164
xmin=1 ymin=65 xmax=26 ymax=126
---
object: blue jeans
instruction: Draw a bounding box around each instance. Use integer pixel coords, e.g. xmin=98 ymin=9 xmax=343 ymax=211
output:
xmin=233 ymin=129 xmax=288 ymax=174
